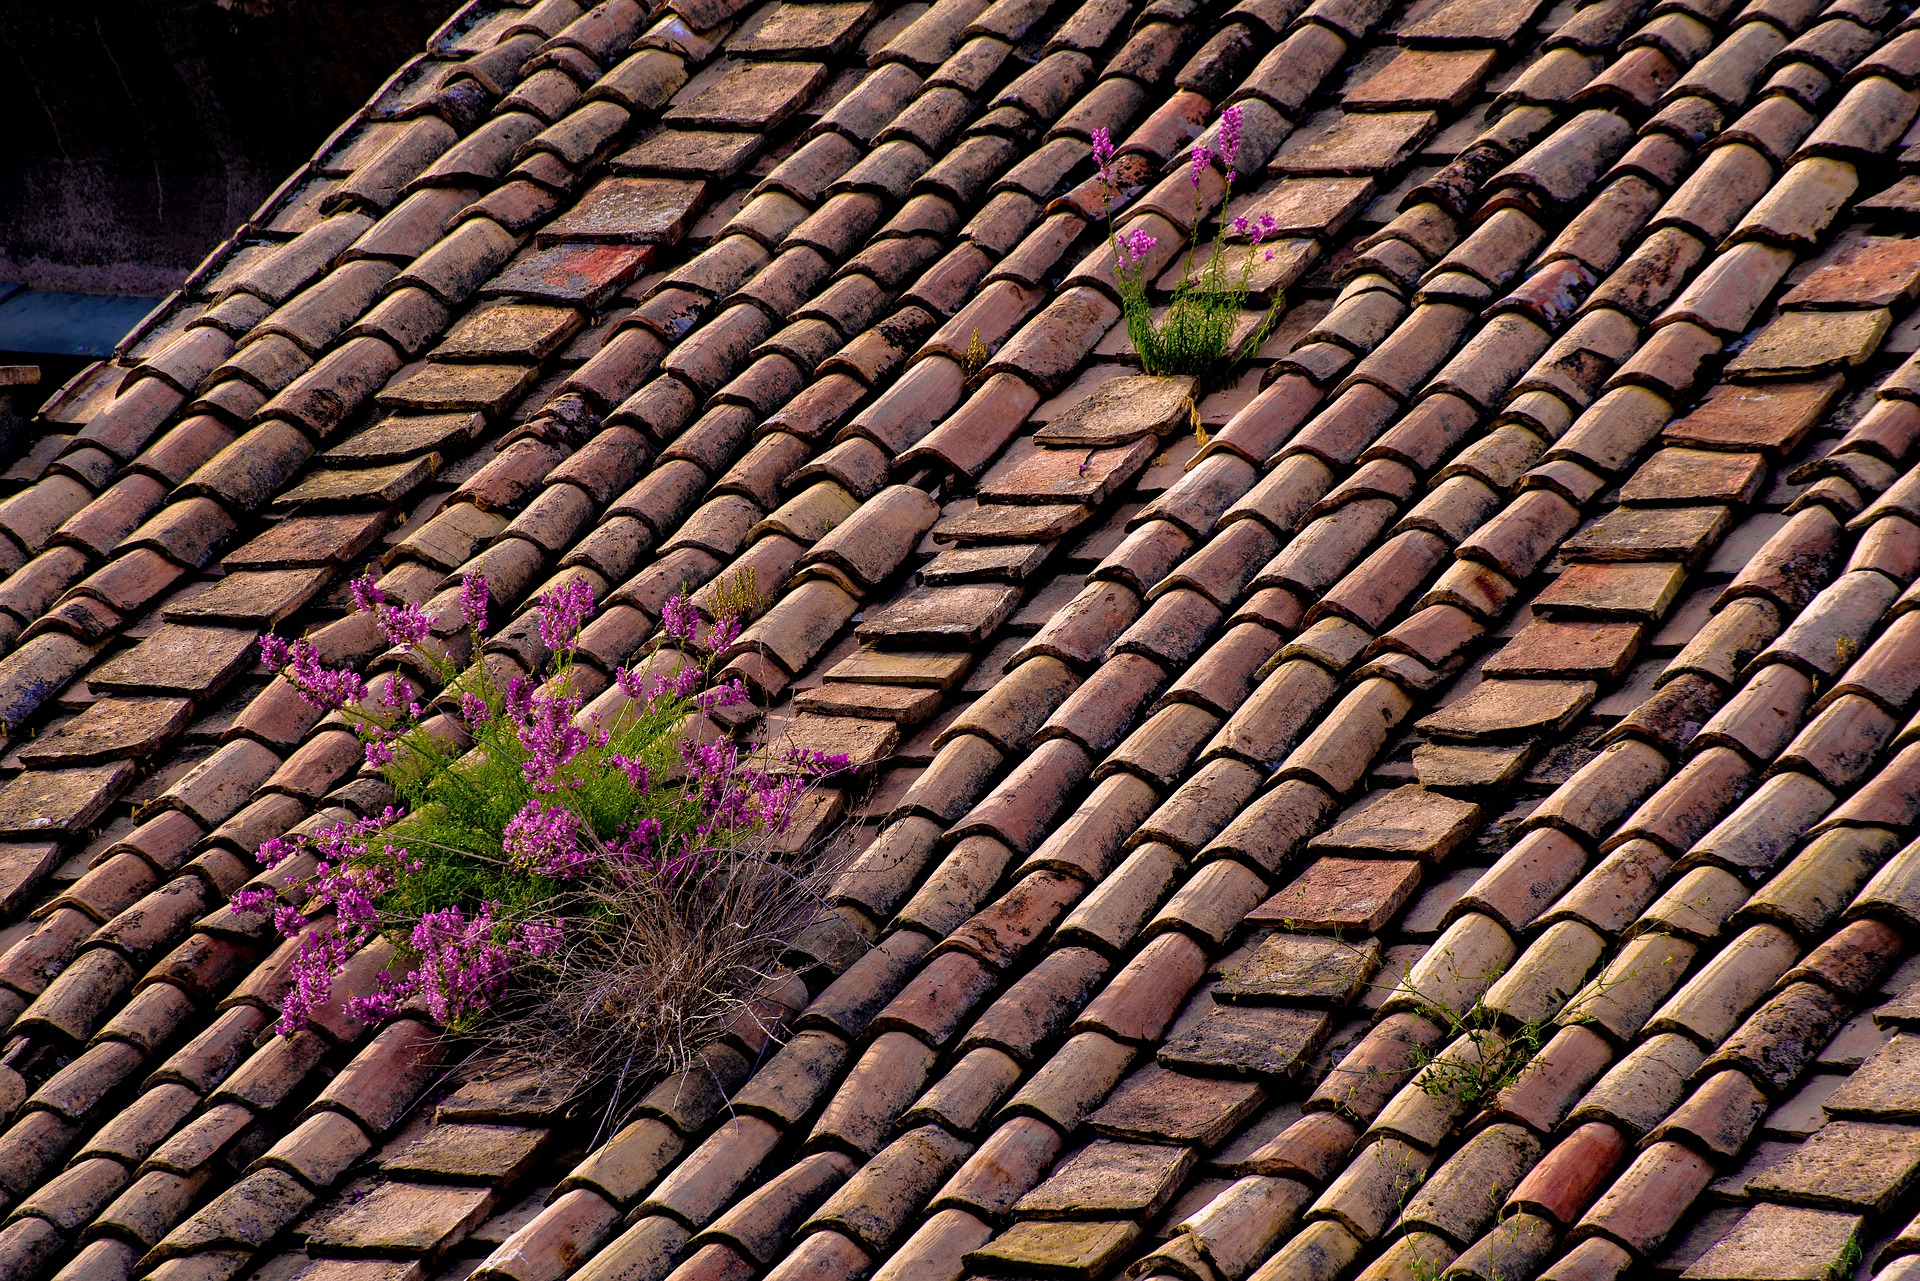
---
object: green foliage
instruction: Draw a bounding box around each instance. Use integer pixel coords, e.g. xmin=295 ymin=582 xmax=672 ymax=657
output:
xmin=1404 ymin=993 xmax=1551 ymax=1113
xmin=365 ymin=631 xmax=695 ymax=941
xmin=1830 ymin=1229 xmax=1863 ymax=1281
xmin=1094 ymin=108 xmax=1284 ymax=387
xmin=1116 ymin=240 xmax=1282 ymax=385
xmin=1382 ymin=946 xmax=1624 ymax=1112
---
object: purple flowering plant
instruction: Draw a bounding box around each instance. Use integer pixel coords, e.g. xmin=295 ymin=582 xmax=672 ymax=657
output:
xmin=1092 ymin=104 xmax=1285 ymax=384
xmin=248 ymin=569 xmax=850 ymax=1101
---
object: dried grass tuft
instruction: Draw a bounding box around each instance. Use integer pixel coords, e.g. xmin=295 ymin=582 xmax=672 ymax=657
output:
xmin=461 ymin=819 xmax=855 ymax=1126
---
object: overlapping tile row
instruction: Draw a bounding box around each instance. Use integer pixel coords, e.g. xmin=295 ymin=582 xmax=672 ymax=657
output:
xmin=0 ymin=0 xmax=1297 ymax=1275
xmin=0 ymin=0 xmax=1164 ymax=1274
xmin=952 ymin=20 xmax=1920 ymax=1281
xmin=341 ymin=5 xmax=1457 ymax=1281
xmin=4 ymin=0 xmax=1920 ymax=1278
xmin=1122 ymin=254 xmax=1920 ymax=1281
xmin=412 ymin=0 xmax=1881 ymax=1275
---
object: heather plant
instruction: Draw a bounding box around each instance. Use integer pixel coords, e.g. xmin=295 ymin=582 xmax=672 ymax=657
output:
xmin=1095 ymin=103 xmax=1286 ymax=384
xmin=244 ymin=570 xmax=849 ymax=1110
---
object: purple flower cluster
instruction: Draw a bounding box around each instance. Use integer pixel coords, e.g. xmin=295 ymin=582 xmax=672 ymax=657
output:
xmin=348 ymin=903 xmax=561 ymax=1025
xmin=683 ymin=736 xmax=836 ymax=840
xmin=1091 ymin=126 xmax=1115 ymax=185
xmin=381 ymin=604 xmax=433 ymax=649
xmin=362 ymin=672 xmax=427 ymax=768
xmin=1231 ymin=211 xmax=1282 ymax=243
xmin=705 ymin=613 xmax=743 ymax=655
xmin=608 ymin=816 xmax=661 ymax=867
xmin=1116 ymin=226 xmax=1157 ymax=273
xmin=785 ymin=746 xmax=854 ymax=776
xmin=1232 ymin=210 xmax=1285 ymax=260
xmin=1089 ymin=99 xmax=1280 ymax=380
xmin=233 ymin=808 xmax=420 ymax=1034
xmin=1186 ymin=104 xmax=1245 ymax=192
xmin=255 ymin=834 xmax=297 ymax=868
xmin=661 ymin=592 xmax=745 ymax=655
xmin=617 ymin=657 xmax=699 ymax=705
xmin=513 ymin=685 xmax=596 ymax=793
xmin=537 ymin=577 xmax=595 ymax=653
xmin=1190 ymin=143 xmax=1214 ymax=191
xmin=460 ymin=574 xmax=489 ymax=629
xmin=282 ymin=928 xmax=359 ymax=1031
xmin=503 ymin=801 xmax=589 ymax=877
xmin=350 ymin=572 xmax=385 ymax=614
xmin=661 ymin=594 xmax=700 ymax=645
xmin=608 ymin=752 xmax=652 ymax=790
xmin=348 ymin=570 xmax=435 ymax=648
xmin=697 ymin=676 xmax=750 ymax=713
xmin=259 ymin=635 xmax=367 ymax=712
xmin=265 ymin=574 xmax=498 ymax=726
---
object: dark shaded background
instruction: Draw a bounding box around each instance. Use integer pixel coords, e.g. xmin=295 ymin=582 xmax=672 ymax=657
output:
xmin=0 ymin=0 xmax=457 ymax=383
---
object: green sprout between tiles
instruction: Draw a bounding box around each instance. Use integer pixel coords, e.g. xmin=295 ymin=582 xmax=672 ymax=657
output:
xmin=1388 ymin=1174 xmax=1544 ymax=1281
xmin=962 ymin=327 xmax=990 ymax=385
xmin=1382 ymin=1160 xmax=1532 ymax=1281
xmin=1272 ymin=927 xmax=1623 ymax=1115
xmin=1297 ymin=930 xmax=1647 ymax=1280
xmin=1392 ymin=948 xmax=1629 ymax=1113
xmin=1412 ymin=998 xmax=1549 ymax=1111
xmin=1093 ymin=105 xmax=1284 ymax=384
xmin=1403 ymin=1235 xmax=1455 ymax=1281
xmin=1831 ymin=1229 xmax=1864 ymax=1281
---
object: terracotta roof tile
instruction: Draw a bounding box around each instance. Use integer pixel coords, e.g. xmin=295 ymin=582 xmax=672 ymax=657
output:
xmin=10 ymin=0 xmax=1920 ymax=1277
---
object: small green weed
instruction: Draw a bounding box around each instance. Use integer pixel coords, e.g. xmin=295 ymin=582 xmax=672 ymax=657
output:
xmin=1831 ymin=1230 xmax=1863 ymax=1281
xmin=1405 ymin=993 xmax=1549 ymax=1114
xmin=962 ymin=327 xmax=989 ymax=384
